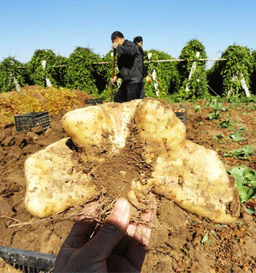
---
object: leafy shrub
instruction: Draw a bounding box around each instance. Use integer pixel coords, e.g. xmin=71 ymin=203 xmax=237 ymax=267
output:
xmin=250 ymin=50 xmax=256 ymax=95
xmin=143 ymin=50 xmax=180 ymax=99
xmin=65 ymin=47 xmax=106 ymax=95
xmin=27 ymin=49 xmax=60 ymax=87
xmin=207 ymin=62 xmax=225 ymax=96
xmin=208 ymin=45 xmax=252 ymax=97
xmin=0 ymin=57 xmax=28 ymax=92
xmin=175 ymin=39 xmax=208 ymax=100
xmin=51 ymin=55 xmax=68 ymax=87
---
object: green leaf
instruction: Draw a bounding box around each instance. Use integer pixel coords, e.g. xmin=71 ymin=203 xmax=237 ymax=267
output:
xmin=218 ymin=120 xmax=233 ymax=128
xmin=229 ymin=128 xmax=246 ymax=141
xmin=228 ymin=165 xmax=256 ymax=203
xmin=242 ymin=204 xmax=255 ymax=215
xmin=201 ymin=232 xmax=212 ymax=245
xmin=224 ymin=145 xmax=254 ymax=160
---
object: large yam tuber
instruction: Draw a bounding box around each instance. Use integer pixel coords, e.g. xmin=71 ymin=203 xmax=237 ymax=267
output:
xmin=24 ymin=98 xmax=240 ymax=223
xmin=24 ymin=138 xmax=99 ymax=218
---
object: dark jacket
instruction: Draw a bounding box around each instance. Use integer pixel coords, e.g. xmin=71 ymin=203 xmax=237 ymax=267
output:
xmin=137 ymin=45 xmax=147 ymax=78
xmin=116 ymin=40 xmax=143 ymax=83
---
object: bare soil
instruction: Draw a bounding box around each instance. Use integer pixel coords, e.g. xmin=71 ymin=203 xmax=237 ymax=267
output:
xmin=0 ymin=88 xmax=256 ymax=272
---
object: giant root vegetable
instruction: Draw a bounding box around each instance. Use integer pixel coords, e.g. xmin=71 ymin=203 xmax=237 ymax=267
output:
xmin=24 ymin=98 xmax=240 ymax=223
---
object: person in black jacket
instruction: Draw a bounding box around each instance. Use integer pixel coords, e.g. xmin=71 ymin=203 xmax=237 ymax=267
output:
xmin=110 ymin=31 xmax=143 ymax=102
xmin=133 ymin=36 xmax=151 ymax=99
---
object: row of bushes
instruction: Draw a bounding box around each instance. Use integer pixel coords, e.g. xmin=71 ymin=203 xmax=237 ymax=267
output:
xmin=1 ymin=40 xmax=256 ymax=101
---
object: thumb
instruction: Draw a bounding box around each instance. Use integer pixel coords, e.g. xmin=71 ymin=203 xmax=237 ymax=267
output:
xmin=84 ymin=198 xmax=130 ymax=258
xmin=107 ymin=198 xmax=131 ymax=230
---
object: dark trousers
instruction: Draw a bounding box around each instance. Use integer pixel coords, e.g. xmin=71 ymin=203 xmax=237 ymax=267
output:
xmin=114 ymin=82 xmax=143 ymax=103
xmin=140 ymin=86 xmax=145 ymax=99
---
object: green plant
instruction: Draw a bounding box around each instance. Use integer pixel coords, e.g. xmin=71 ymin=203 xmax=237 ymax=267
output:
xmin=194 ymin=104 xmax=202 ymax=112
xmin=65 ymin=47 xmax=105 ymax=95
xmin=218 ymin=120 xmax=233 ymax=129
xmin=0 ymin=57 xmax=28 ymax=92
xmin=212 ymin=134 xmax=225 ymax=143
xmin=144 ymin=50 xmax=180 ymax=99
xmin=51 ymin=55 xmax=68 ymax=87
xmin=208 ymin=109 xmax=220 ymax=120
xmin=228 ymin=165 xmax=256 ymax=203
xmin=229 ymin=128 xmax=246 ymax=141
xmin=208 ymin=45 xmax=253 ymax=97
xmin=176 ymin=39 xmax=209 ymax=100
xmin=250 ymin=50 xmax=256 ymax=95
xmin=206 ymin=98 xmax=228 ymax=120
xmin=27 ymin=49 xmax=60 ymax=87
xmin=206 ymin=98 xmax=227 ymax=110
xmin=201 ymin=232 xmax=212 ymax=245
xmin=224 ymin=145 xmax=254 ymax=160
xmin=215 ymin=134 xmax=224 ymax=139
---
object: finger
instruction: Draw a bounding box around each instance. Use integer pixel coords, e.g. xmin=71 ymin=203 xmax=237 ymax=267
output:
xmin=126 ymin=193 xmax=157 ymax=270
xmin=62 ymin=220 xmax=98 ymax=249
xmin=106 ymin=197 xmax=131 ymax=230
xmin=54 ymin=220 xmax=98 ymax=272
xmin=127 ymin=193 xmax=157 ymax=247
xmin=135 ymin=192 xmax=157 ymax=247
xmin=133 ymin=224 xmax=152 ymax=247
xmin=82 ymin=198 xmax=131 ymax=258
xmin=125 ymin=220 xmax=153 ymax=271
xmin=77 ymin=200 xmax=99 ymax=221
xmin=127 ymin=224 xmax=136 ymax=237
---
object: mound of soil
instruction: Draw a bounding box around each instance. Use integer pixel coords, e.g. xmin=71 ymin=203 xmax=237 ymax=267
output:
xmin=0 ymin=88 xmax=256 ymax=272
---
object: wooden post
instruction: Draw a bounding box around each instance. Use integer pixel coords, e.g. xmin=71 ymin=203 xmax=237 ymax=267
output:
xmin=9 ymin=60 xmax=21 ymax=91
xmin=110 ymin=52 xmax=116 ymax=101
xmin=227 ymin=75 xmax=236 ymax=97
xmin=185 ymin=52 xmax=200 ymax=92
xmin=13 ymin=76 xmax=21 ymax=92
xmin=240 ymin=74 xmax=250 ymax=97
xmin=41 ymin=60 xmax=52 ymax=87
xmin=228 ymin=74 xmax=250 ymax=97
xmin=151 ymin=69 xmax=159 ymax=96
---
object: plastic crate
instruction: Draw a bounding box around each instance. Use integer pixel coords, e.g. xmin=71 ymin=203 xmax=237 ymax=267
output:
xmin=174 ymin=106 xmax=187 ymax=123
xmin=14 ymin=111 xmax=50 ymax=131
xmin=85 ymin=98 xmax=103 ymax=105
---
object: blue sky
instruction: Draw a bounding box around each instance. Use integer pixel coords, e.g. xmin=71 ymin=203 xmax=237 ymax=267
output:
xmin=1 ymin=0 xmax=255 ymax=67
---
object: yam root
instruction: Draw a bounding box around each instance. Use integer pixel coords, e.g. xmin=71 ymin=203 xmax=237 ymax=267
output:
xmin=24 ymin=98 xmax=240 ymax=223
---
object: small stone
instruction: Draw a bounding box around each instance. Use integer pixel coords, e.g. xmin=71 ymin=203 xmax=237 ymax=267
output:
xmin=26 ymin=132 xmax=39 ymax=142
xmin=0 ymin=197 xmax=14 ymax=217
xmin=2 ymin=136 xmax=15 ymax=146
xmin=32 ymin=125 xmax=44 ymax=134
xmin=44 ymin=128 xmax=53 ymax=136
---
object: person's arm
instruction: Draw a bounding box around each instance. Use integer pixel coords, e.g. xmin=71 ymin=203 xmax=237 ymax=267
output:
xmin=116 ymin=41 xmax=137 ymax=56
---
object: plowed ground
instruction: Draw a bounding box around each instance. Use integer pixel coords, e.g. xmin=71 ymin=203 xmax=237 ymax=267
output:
xmin=0 ymin=87 xmax=256 ymax=272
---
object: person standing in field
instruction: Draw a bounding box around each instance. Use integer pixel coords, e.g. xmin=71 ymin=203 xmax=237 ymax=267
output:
xmin=133 ymin=36 xmax=152 ymax=99
xmin=110 ymin=31 xmax=143 ymax=103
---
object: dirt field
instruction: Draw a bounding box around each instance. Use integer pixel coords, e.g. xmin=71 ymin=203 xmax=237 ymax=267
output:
xmin=0 ymin=87 xmax=256 ymax=272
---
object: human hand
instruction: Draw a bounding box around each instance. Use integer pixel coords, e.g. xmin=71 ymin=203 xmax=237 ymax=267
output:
xmin=110 ymin=76 xmax=117 ymax=85
xmin=146 ymin=75 xmax=152 ymax=83
xmin=53 ymin=195 xmax=157 ymax=272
